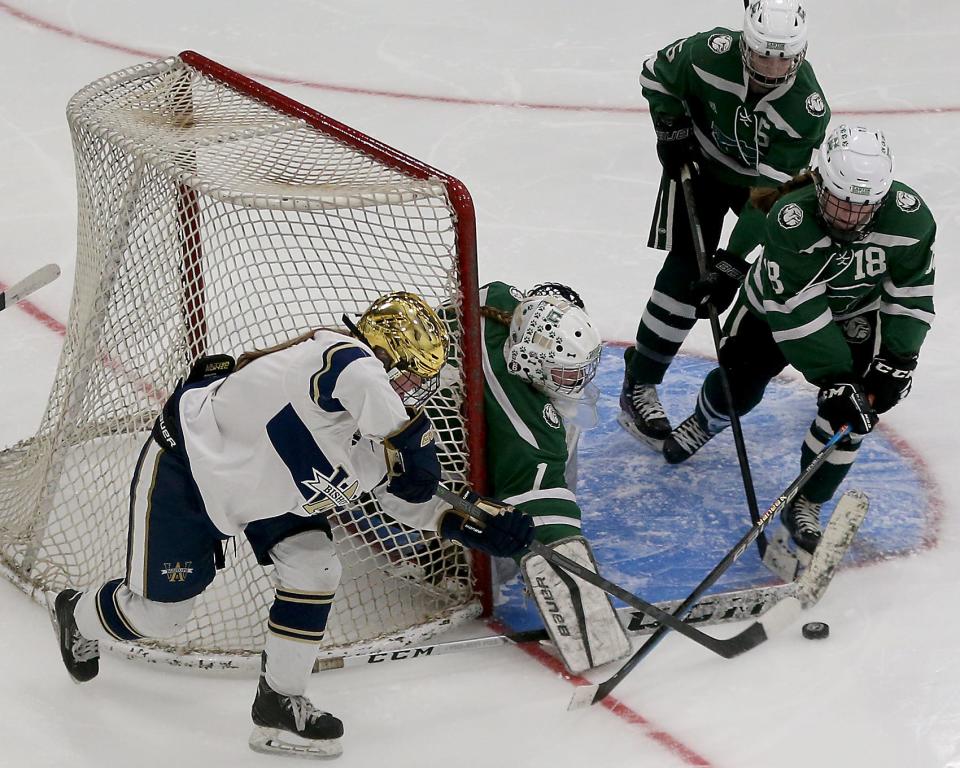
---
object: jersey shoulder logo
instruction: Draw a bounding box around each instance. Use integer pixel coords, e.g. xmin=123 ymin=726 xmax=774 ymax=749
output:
xmin=542 ymin=402 xmax=561 ymax=429
xmin=805 ymin=92 xmax=826 ymax=117
xmin=778 ymin=203 xmax=804 ymax=229
xmin=895 ymin=190 xmax=920 ymax=213
xmin=708 ymin=34 xmax=733 ymax=54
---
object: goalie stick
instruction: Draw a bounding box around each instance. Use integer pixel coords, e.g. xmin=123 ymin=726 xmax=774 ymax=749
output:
xmin=436 ymin=485 xmax=767 ymax=660
xmin=569 ymin=425 xmax=851 ymax=708
xmin=0 ymin=264 xmax=60 ymax=312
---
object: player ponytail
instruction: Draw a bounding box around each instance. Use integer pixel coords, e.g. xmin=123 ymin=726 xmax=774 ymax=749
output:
xmin=750 ymin=170 xmax=816 ymax=213
xmin=236 ymin=328 xmax=338 ymax=370
xmin=480 ymin=305 xmax=513 ymax=327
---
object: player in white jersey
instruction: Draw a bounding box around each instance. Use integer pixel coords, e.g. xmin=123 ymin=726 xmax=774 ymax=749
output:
xmin=50 ymin=292 xmax=533 ymax=759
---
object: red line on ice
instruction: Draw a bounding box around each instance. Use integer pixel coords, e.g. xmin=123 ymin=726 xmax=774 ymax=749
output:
xmin=1 ymin=1 xmax=959 ymax=118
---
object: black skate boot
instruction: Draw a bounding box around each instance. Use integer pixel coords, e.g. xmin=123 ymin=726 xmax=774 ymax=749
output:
xmin=662 ymin=410 xmax=716 ymax=464
xmin=618 ymin=373 xmax=672 ymax=449
xmin=250 ymin=668 xmax=344 ymax=758
xmin=780 ymin=495 xmax=823 ymax=556
xmin=51 ymin=589 xmax=99 ymax=683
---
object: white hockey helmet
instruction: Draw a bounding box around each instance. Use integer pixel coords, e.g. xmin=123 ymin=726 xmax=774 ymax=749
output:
xmin=814 ymin=124 xmax=894 ymax=242
xmin=741 ymin=0 xmax=808 ymax=87
xmin=505 ymin=292 xmax=602 ymax=398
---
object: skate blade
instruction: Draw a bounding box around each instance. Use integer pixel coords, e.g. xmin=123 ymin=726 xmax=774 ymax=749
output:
xmin=616 ymin=412 xmax=666 ymax=452
xmin=762 ymin=526 xmax=812 ymax=582
xmin=249 ymin=727 xmax=343 ymax=759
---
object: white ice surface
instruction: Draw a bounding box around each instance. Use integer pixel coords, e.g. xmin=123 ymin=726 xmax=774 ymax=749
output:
xmin=1 ymin=2 xmax=959 ymax=766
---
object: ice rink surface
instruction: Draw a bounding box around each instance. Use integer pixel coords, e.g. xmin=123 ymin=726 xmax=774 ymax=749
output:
xmin=1 ymin=1 xmax=959 ymax=766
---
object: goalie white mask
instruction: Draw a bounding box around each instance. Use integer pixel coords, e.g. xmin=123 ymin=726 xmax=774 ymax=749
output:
xmin=814 ymin=124 xmax=894 ymax=243
xmin=504 ymin=295 xmax=602 ymax=398
xmin=741 ymin=0 xmax=808 ymax=88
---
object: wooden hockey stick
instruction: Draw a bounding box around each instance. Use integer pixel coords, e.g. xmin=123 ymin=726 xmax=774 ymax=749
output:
xmin=678 ymin=164 xmax=766 ymax=556
xmin=569 ymin=425 xmax=851 ymax=708
xmin=0 ymin=264 xmax=60 ymax=312
xmin=436 ymin=485 xmax=767 ymax=660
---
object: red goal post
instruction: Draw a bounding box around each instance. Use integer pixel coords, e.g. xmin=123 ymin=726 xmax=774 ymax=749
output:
xmin=0 ymin=51 xmax=491 ymax=669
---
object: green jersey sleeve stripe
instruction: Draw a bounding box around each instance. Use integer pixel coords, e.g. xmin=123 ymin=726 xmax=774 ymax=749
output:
xmin=762 ymin=283 xmax=826 ymax=314
xmin=880 ymin=302 xmax=934 ymax=325
xmin=691 ymin=63 xmax=746 ymax=98
xmin=639 ymin=60 xmax=671 ymax=95
xmin=770 ymin=308 xmax=832 ymax=343
xmin=863 ymin=232 xmax=920 ymax=247
xmin=757 ymin=161 xmax=793 ymax=184
xmin=835 ymin=298 xmax=880 ymax=321
xmin=532 ymin=515 xmax=582 ymax=529
xmin=883 ymin=281 xmax=934 ymax=298
xmin=801 ymin=236 xmax=833 ymax=254
xmin=503 ymin=487 xmax=577 ymax=505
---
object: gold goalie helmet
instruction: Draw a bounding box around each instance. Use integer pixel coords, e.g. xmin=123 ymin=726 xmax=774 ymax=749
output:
xmin=353 ymin=291 xmax=449 ymax=408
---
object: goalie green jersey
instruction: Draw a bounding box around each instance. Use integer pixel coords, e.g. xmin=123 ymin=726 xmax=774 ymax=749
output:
xmin=640 ymin=27 xmax=830 ymax=188
xmin=478 ymin=282 xmax=583 ymax=545
xmin=738 ymin=182 xmax=936 ymax=383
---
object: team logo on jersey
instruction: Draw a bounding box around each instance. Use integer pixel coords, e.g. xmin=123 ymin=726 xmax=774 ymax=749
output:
xmin=778 ymin=203 xmax=803 ymax=229
xmin=301 ymin=466 xmax=361 ymax=516
xmin=805 ymin=93 xmax=826 ymax=117
xmin=708 ymin=34 xmax=733 ymax=54
xmin=542 ymin=403 xmax=561 ymax=429
xmin=161 ymin=562 xmax=194 ymax=583
xmin=896 ymin=190 xmax=920 ymax=213
xmin=842 ymin=316 xmax=872 ymax=344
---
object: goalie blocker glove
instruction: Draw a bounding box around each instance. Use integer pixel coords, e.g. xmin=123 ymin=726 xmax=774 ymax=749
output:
xmin=690 ymin=248 xmax=751 ymax=318
xmin=816 ymin=379 xmax=878 ymax=435
xmin=864 ymin=349 xmax=917 ymax=413
xmin=440 ymin=492 xmax=534 ymax=559
xmin=383 ymin=409 xmax=441 ymax=504
xmin=653 ymin=114 xmax=697 ymax=180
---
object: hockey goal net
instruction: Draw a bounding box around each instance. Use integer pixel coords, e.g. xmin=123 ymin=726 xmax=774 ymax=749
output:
xmin=0 ymin=51 xmax=488 ymax=669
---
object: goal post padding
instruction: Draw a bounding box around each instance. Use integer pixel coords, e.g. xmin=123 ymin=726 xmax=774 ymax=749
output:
xmin=0 ymin=51 xmax=490 ymax=668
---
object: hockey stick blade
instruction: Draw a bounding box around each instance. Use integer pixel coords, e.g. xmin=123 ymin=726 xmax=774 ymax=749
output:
xmin=436 ymin=485 xmax=767 ymax=661
xmin=0 ymin=263 xmax=60 ymax=311
xmin=571 ymin=428 xmax=849 ymax=708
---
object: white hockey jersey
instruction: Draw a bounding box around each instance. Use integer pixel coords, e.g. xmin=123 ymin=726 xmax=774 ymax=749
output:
xmin=176 ymin=330 xmax=442 ymax=537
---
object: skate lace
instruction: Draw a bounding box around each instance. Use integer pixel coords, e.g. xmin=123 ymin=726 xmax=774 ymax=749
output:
xmin=71 ymin=635 xmax=99 ymax=663
xmin=791 ymin=498 xmax=822 ymax=534
xmin=629 ymin=384 xmax=667 ymax=421
xmin=671 ymin=415 xmax=712 ymax=454
xmin=284 ymin=695 xmax=320 ymax=733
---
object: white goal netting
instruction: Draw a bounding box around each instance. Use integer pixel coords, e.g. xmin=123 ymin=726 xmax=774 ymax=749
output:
xmin=0 ymin=51 xmax=487 ymax=668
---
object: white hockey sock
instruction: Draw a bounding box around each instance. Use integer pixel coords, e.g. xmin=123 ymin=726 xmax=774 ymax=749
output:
xmin=264 ymin=634 xmax=321 ymax=696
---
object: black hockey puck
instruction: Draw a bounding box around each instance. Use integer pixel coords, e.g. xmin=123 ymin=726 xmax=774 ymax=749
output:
xmin=802 ymin=621 xmax=830 ymax=640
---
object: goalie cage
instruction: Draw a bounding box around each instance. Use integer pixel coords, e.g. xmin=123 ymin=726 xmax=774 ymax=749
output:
xmin=0 ymin=51 xmax=490 ymax=671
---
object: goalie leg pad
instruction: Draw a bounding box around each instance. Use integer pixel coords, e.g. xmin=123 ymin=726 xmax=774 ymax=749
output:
xmin=521 ymin=536 xmax=630 ymax=674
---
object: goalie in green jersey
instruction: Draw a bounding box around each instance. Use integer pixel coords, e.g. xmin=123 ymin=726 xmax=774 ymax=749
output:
xmin=661 ymin=124 xmax=936 ymax=562
xmin=620 ymin=0 xmax=831 ymax=447
xmin=474 ymin=281 xmax=630 ymax=673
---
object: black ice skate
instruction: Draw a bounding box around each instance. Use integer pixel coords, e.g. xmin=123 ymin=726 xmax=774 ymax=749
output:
xmin=662 ymin=410 xmax=716 ymax=464
xmin=50 ymin=589 xmax=100 ymax=683
xmin=780 ymin=495 xmax=823 ymax=556
xmin=250 ymin=670 xmax=344 ymax=759
xmin=618 ymin=375 xmax=672 ymax=449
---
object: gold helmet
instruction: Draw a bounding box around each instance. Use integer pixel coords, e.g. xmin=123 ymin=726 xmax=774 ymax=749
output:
xmin=354 ymin=291 xmax=449 ymax=407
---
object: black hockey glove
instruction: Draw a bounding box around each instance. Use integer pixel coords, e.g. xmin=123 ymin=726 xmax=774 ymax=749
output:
xmin=653 ymin=114 xmax=697 ymax=180
xmin=440 ymin=492 xmax=534 ymax=559
xmin=864 ymin=349 xmax=917 ymax=414
xmin=383 ymin=409 xmax=441 ymax=504
xmin=690 ymin=248 xmax=750 ymax=318
xmin=816 ymin=379 xmax=878 ymax=436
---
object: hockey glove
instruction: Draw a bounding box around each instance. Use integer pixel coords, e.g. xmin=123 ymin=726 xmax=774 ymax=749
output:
xmin=383 ymin=409 xmax=441 ymax=504
xmin=440 ymin=492 xmax=534 ymax=559
xmin=653 ymin=114 xmax=697 ymax=180
xmin=690 ymin=248 xmax=750 ymax=318
xmin=864 ymin=349 xmax=917 ymax=414
xmin=816 ymin=379 xmax=878 ymax=436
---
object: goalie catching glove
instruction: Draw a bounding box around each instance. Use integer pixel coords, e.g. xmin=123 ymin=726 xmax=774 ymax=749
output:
xmin=383 ymin=409 xmax=441 ymax=504
xmin=439 ymin=492 xmax=534 ymax=559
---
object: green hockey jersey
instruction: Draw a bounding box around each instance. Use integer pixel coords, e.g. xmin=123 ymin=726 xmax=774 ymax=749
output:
xmin=640 ymin=28 xmax=830 ymax=188
xmin=738 ymin=182 xmax=936 ymax=382
xmin=478 ymin=282 xmax=583 ymax=546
